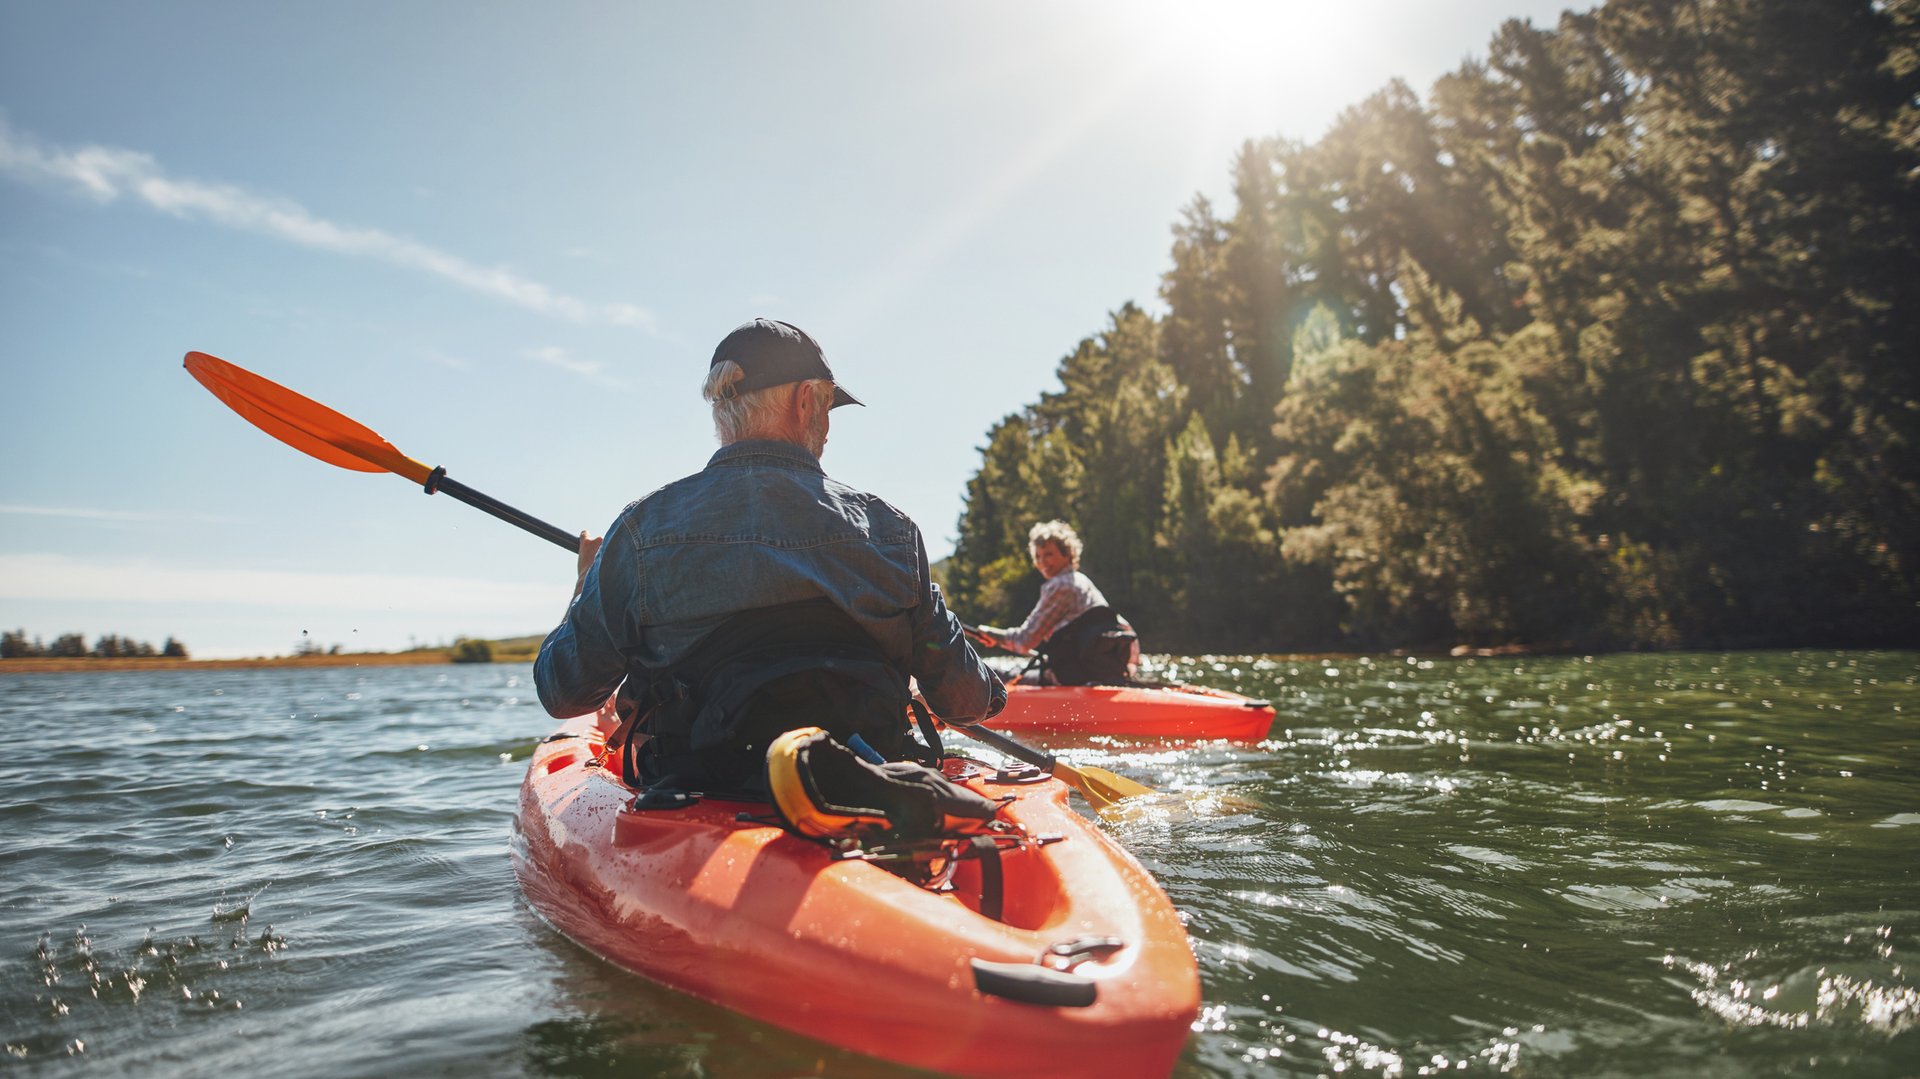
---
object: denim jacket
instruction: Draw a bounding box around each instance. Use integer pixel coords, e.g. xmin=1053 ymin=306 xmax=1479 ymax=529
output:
xmin=535 ymin=440 xmax=1003 ymax=725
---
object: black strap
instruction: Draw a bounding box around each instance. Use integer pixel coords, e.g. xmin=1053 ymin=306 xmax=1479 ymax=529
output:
xmin=907 ymin=698 xmax=943 ymax=766
xmin=969 ymin=834 xmax=1003 ymax=922
xmin=605 ymin=708 xmax=644 ymax=787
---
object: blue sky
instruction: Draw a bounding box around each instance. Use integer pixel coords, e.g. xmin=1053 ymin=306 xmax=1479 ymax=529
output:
xmin=2 ymin=0 xmax=1573 ymax=657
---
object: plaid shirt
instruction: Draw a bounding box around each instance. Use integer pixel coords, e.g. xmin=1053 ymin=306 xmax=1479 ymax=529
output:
xmin=983 ymin=570 xmax=1108 ymax=655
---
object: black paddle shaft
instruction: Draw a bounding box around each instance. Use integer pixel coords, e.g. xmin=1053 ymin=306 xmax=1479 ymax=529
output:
xmin=424 ymin=469 xmax=581 ymax=554
xmin=954 ymin=722 xmax=1056 ymax=773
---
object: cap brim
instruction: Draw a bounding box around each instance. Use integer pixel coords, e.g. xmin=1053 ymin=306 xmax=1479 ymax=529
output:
xmin=831 ymin=384 xmax=862 ymax=408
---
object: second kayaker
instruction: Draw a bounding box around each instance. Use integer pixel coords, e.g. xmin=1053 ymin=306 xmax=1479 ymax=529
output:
xmin=534 ymin=317 xmax=1006 ymax=796
xmin=968 ymin=520 xmax=1141 ymax=685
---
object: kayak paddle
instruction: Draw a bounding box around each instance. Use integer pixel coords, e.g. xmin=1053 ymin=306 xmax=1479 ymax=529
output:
xmin=953 ymin=722 xmax=1154 ymax=810
xmin=184 ymin=351 xmax=580 ymax=553
xmin=186 ymin=350 xmax=1152 ymax=808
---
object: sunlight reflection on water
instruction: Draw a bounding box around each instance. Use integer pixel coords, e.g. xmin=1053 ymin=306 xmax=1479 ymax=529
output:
xmin=0 ymin=652 xmax=1914 ymax=1077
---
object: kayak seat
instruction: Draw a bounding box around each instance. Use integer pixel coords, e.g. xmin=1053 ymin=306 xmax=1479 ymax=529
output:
xmin=766 ymin=726 xmax=1002 ymax=843
xmin=610 ymin=599 xmax=928 ymax=796
xmin=1029 ymin=605 xmax=1138 ymax=687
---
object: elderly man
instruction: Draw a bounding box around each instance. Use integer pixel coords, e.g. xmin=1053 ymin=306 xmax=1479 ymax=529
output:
xmin=535 ymin=318 xmax=1004 ymax=794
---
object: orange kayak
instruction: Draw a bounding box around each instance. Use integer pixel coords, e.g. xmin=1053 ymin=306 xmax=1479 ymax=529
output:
xmin=987 ymin=681 xmax=1275 ymax=740
xmin=511 ymin=711 xmax=1200 ymax=1078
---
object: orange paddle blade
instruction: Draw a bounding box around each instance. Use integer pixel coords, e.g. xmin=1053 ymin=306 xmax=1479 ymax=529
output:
xmin=184 ymin=351 xmax=433 ymax=486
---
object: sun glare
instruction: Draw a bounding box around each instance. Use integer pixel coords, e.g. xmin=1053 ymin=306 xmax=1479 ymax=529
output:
xmin=1106 ymin=0 xmax=1362 ymax=99
xmin=1073 ymin=0 xmax=1378 ymax=195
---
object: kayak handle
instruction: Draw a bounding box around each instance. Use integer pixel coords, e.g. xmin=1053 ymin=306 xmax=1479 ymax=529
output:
xmin=970 ymin=959 xmax=1097 ymax=1008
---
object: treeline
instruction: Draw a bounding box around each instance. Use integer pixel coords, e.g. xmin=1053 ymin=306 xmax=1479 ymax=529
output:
xmin=2 ymin=630 xmax=189 ymax=660
xmin=945 ymin=0 xmax=1919 ymax=653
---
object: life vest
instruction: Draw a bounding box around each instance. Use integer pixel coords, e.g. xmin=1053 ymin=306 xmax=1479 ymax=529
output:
xmin=1032 ymin=605 xmax=1137 ymax=686
xmin=613 ymin=598 xmax=918 ymax=795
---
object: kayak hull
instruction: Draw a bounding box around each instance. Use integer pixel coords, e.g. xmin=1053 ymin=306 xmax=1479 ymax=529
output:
xmin=988 ymin=681 xmax=1275 ymax=741
xmin=511 ymin=712 xmax=1199 ymax=1079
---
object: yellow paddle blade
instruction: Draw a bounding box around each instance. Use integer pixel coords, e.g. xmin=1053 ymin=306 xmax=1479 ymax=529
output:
xmin=1052 ymin=761 xmax=1156 ymax=812
xmin=184 ymin=351 xmax=433 ymax=486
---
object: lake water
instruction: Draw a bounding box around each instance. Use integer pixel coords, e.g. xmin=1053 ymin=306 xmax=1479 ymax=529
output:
xmin=2 ymin=651 xmax=1915 ymax=1077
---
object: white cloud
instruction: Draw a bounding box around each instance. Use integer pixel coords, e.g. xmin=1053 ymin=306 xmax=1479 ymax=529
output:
xmin=0 ymin=112 xmax=655 ymax=329
xmin=0 ymin=503 xmax=233 ymax=524
xmin=523 ymin=345 xmax=628 ymax=388
xmin=0 ymin=552 xmax=557 ymax=618
xmin=1 ymin=503 xmax=155 ymax=521
xmin=422 ymin=350 xmax=472 ymax=370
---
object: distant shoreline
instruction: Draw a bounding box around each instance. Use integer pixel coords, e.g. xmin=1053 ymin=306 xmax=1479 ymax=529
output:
xmin=0 ymin=651 xmax=502 ymax=675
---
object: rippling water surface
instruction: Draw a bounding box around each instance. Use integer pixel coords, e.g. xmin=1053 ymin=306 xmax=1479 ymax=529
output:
xmin=2 ymin=652 xmax=1914 ymax=1077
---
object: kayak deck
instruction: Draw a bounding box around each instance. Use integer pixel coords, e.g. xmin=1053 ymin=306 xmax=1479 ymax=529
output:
xmin=511 ymin=712 xmax=1199 ymax=1079
xmin=988 ymin=680 xmax=1275 ymax=740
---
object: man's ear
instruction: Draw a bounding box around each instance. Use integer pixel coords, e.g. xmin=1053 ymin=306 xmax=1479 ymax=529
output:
xmin=798 ymin=381 xmax=831 ymax=424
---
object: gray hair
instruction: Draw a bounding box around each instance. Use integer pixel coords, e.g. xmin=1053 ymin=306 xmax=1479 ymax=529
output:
xmin=703 ymin=360 xmax=833 ymax=444
xmin=703 ymin=360 xmax=779 ymax=443
xmin=698 ymin=360 xmax=833 ymax=441
xmin=1028 ymin=519 xmax=1083 ymax=567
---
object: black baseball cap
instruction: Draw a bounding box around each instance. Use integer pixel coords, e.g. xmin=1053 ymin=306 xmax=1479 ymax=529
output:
xmin=709 ymin=318 xmax=862 ymax=408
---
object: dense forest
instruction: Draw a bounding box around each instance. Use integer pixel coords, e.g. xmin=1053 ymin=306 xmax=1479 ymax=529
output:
xmin=944 ymin=0 xmax=1919 ymax=653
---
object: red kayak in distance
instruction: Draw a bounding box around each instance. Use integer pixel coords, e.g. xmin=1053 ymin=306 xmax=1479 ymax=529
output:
xmin=985 ymin=680 xmax=1276 ymax=741
xmin=512 ymin=710 xmax=1200 ymax=1079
